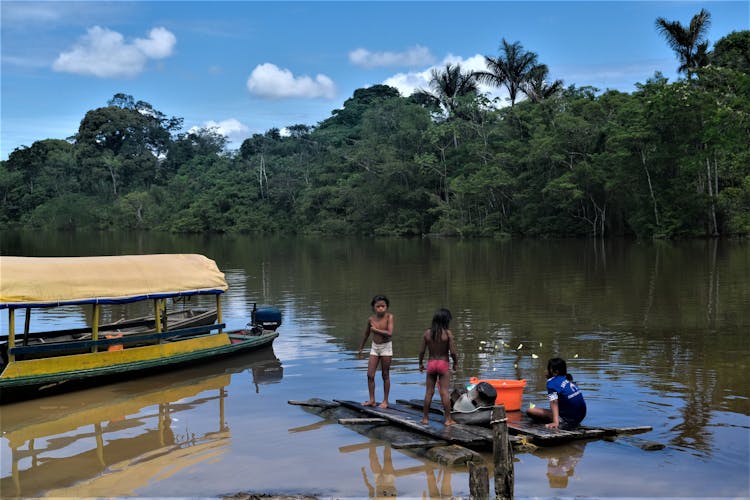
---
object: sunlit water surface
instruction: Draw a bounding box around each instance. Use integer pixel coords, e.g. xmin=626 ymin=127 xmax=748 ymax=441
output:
xmin=1 ymin=233 xmax=748 ymax=498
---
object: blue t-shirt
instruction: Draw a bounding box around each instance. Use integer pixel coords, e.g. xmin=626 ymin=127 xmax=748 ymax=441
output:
xmin=547 ymin=375 xmax=587 ymax=424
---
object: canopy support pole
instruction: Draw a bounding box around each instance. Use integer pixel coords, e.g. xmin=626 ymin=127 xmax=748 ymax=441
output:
xmin=216 ymin=295 xmax=223 ymax=333
xmin=23 ymin=308 xmax=31 ymax=346
xmin=8 ymin=308 xmax=16 ymax=362
xmin=154 ymin=299 xmax=163 ymax=344
xmin=91 ymin=304 xmax=100 ymax=353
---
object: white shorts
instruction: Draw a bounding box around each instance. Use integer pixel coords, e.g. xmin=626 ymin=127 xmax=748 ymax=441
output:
xmin=370 ymin=341 xmax=393 ymax=357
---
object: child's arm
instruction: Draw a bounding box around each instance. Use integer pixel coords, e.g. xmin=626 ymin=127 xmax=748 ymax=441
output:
xmin=357 ymin=320 xmax=372 ymax=356
xmin=546 ymin=399 xmax=560 ymax=429
xmin=448 ymin=330 xmax=458 ymax=371
xmin=369 ymin=313 xmax=394 ymax=338
xmin=418 ymin=333 xmax=427 ymax=372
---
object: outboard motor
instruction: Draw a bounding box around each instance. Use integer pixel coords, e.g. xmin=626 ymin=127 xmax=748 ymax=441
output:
xmin=249 ymin=303 xmax=282 ymax=334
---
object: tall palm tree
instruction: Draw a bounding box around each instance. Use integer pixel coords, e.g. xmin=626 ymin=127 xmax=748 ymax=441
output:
xmin=521 ymin=64 xmax=564 ymax=103
xmin=413 ymin=63 xmax=479 ymax=117
xmin=475 ymin=39 xmax=538 ymax=107
xmin=655 ymin=8 xmax=712 ymax=79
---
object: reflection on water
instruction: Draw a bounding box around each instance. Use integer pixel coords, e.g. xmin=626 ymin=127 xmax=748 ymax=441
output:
xmin=1 ymin=233 xmax=748 ymax=498
xmin=0 ymin=348 xmax=282 ymax=498
xmin=346 ymin=441 xmax=455 ymax=499
xmin=533 ymin=441 xmax=587 ymax=489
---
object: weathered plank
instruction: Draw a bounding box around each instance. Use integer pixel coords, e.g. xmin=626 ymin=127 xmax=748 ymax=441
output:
xmin=337 ymin=417 xmax=388 ymax=425
xmin=580 ymin=425 xmax=653 ymax=436
xmin=288 ymin=398 xmax=340 ymax=409
xmin=391 ymin=440 xmax=448 ymax=450
xmin=424 ymin=444 xmax=483 ymax=465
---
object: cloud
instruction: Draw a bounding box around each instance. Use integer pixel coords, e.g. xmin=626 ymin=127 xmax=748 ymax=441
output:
xmin=53 ymin=26 xmax=176 ymax=78
xmin=383 ymin=53 xmax=496 ymax=95
xmin=191 ymin=119 xmax=250 ymax=144
xmin=246 ymin=63 xmax=336 ymax=99
xmin=349 ymin=45 xmax=435 ymax=68
xmin=201 ymin=118 xmax=250 ymax=141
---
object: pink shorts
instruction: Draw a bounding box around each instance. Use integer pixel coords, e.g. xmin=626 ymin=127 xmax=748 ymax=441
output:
xmin=427 ymin=359 xmax=450 ymax=375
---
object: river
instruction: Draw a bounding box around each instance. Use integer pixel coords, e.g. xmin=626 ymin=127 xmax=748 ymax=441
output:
xmin=1 ymin=232 xmax=748 ymax=498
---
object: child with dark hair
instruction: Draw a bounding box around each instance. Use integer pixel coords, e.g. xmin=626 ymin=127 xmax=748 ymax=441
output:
xmin=527 ymin=357 xmax=587 ymax=429
xmin=418 ymin=308 xmax=459 ymax=426
xmin=358 ymin=294 xmax=394 ymax=408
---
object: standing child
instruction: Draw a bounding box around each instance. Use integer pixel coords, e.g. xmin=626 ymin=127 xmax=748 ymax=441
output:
xmin=358 ymin=294 xmax=394 ymax=408
xmin=418 ymin=308 xmax=459 ymax=426
xmin=527 ymin=357 xmax=587 ymax=429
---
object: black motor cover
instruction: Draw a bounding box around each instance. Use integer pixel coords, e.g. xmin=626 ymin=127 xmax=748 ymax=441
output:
xmin=252 ymin=305 xmax=282 ymax=331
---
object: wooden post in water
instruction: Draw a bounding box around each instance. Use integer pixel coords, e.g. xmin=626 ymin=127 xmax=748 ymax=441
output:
xmin=468 ymin=460 xmax=490 ymax=498
xmin=492 ymin=405 xmax=513 ymax=499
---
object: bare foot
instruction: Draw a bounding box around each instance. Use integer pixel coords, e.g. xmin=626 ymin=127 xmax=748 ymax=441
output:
xmin=362 ymin=400 xmax=376 ymax=407
xmin=420 ymin=419 xmax=430 ymax=425
xmin=378 ymin=401 xmax=389 ymax=409
xmin=444 ymin=419 xmax=456 ymax=426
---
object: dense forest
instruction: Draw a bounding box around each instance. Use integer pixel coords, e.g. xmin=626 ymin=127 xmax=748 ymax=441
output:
xmin=2 ymin=13 xmax=748 ymax=239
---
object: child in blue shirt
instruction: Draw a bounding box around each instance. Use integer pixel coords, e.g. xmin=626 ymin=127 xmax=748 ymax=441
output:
xmin=527 ymin=357 xmax=587 ymax=430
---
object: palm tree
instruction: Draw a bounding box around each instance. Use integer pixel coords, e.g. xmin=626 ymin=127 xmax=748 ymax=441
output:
xmin=413 ymin=63 xmax=479 ymax=118
xmin=655 ymin=8 xmax=712 ymax=79
xmin=475 ymin=39 xmax=538 ymax=107
xmin=521 ymin=64 xmax=564 ymax=103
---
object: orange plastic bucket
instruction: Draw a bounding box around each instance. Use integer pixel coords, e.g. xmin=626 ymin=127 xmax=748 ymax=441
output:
xmin=469 ymin=378 xmax=526 ymax=411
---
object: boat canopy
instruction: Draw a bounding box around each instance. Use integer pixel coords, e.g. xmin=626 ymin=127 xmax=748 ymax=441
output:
xmin=0 ymin=254 xmax=228 ymax=308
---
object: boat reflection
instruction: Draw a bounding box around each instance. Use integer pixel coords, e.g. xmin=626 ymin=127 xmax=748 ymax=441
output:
xmin=0 ymin=348 xmax=282 ymax=498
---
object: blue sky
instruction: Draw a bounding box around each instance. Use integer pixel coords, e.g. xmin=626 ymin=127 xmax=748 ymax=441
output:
xmin=2 ymin=1 xmax=748 ymax=160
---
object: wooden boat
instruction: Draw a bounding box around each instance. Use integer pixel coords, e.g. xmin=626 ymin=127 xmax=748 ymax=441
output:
xmin=0 ymin=254 xmax=281 ymax=403
xmin=110 ymin=306 xmax=218 ymax=334
xmin=0 ymin=307 xmax=219 ymax=348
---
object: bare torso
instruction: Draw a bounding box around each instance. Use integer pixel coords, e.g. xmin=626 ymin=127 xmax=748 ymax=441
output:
xmin=423 ymin=328 xmax=452 ymax=359
xmin=370 ymin=313 xmax=393 ymax=344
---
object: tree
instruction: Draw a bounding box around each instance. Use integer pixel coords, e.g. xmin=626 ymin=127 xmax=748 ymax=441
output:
xmin=476 ymin=39 xmax=538 ymax=107
xmin=412 ymin=63 xmax=479 ymax=118
xmin=655 ymin=8 xmax=712 ymax=79
xmin=711 ymin=30 xmax=750 ymax=74
xmin=522 ymin=64 xmax=564 ymax=103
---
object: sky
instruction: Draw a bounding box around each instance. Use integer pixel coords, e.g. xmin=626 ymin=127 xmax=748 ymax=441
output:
xmin=1 ymin=1 xmax=748 ymax=160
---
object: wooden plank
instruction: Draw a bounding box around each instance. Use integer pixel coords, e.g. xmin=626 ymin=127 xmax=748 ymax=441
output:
xmin=334 ymin=400 xmax=489 ymax=448
xmin=579 ymin=425 xmax=653 ymax=436
xmin=338 ymin=418 xmax=388 ymax=425
xmin=391 ymin=440 xmax=447 ymax=449
xmin=287 ymin=398 xmax=340 ymax=409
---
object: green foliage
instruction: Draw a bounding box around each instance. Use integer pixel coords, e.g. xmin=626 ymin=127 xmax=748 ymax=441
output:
xmin=2 ymin=24 xmax=749 ymax=240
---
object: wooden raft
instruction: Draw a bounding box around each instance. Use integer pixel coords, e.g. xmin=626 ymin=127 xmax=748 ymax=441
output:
xmin=334 ymin=400 xmax=495 ymax=449
xmin=289 ymin=398 xmax=654 ymax=452
xmin=399 ymin=398 xmax=652 ymax=445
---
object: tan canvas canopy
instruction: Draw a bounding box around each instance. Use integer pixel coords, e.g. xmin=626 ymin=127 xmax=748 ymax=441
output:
xmin=0 ymin=254 xmax=228 ymax=308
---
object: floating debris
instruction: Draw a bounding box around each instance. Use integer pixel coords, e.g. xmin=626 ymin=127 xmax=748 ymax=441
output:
xmin=574 ymin=353 xmax=579 ymax=358
xmin=517 ymin=343 xmax=523 ymax=350
xmin=531 ymin=354 xmax=539 ymax=359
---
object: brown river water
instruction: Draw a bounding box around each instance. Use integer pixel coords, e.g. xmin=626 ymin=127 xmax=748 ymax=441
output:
xmin=1 ymin=232 xmax=748 ymax=499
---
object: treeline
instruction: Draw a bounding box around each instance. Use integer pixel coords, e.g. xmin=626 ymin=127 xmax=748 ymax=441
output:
xmin=1 ymin=24 xmax=748 ymax=238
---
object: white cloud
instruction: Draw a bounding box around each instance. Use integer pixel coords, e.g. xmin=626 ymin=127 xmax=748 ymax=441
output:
xmin=246 ymin=63 xmax=336 ymax=99
xmin=134 ymin=27 xmax=176 ymax=59
xmin=52 ymin=26 xmax=176 ymax=78
xmin=383 ymin=53 xmax=499 ymax=96
xmin=190 ymin=119 xmax=250 ymax=144
xmin=349 ymin=45 xmax=435 ymax=68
